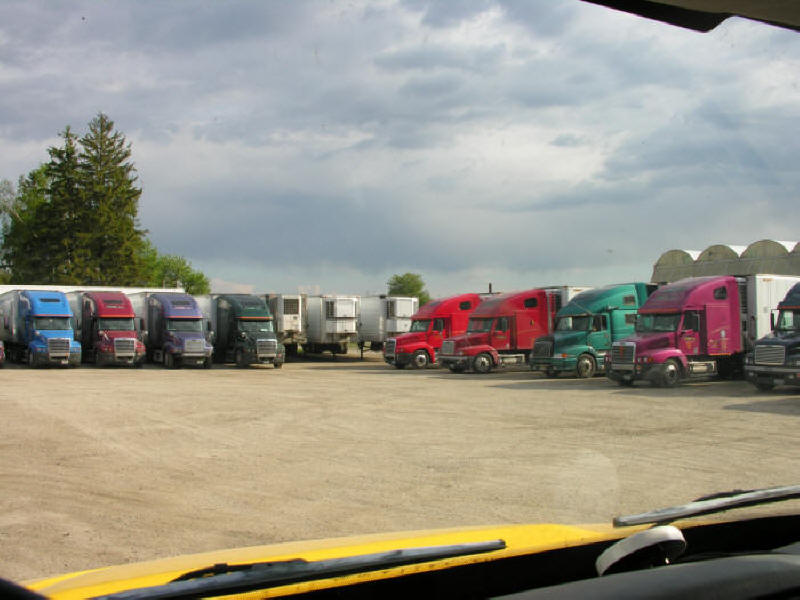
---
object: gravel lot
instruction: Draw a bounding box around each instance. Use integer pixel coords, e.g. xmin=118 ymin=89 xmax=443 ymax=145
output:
xmin=1 ymin=355 xmax=799 ymax=581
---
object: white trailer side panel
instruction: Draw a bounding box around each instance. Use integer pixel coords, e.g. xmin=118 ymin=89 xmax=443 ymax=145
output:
xmin=744 ymin=275 xmax=800 ymax=345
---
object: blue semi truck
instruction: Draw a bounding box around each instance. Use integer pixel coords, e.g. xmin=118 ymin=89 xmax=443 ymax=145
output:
xmin=128 ymin=292 xmax=213 ymax=368
xmin=0 ymin=289 xmax=82 ymax=367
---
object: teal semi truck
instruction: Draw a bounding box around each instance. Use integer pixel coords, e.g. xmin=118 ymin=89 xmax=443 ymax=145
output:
xmin=529 ymin=283 xmax=656 ymax=378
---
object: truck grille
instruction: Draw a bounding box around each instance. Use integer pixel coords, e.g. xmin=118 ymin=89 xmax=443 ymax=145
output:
xmin=184 ymin=339 xmax=206 ymax=355
xmin=611 ymin=342 xmax=635 ymax=364
xmin=532 ymin=340 xmax=553 ymax=357
xmin=441 ymin=340 xmax=455 ymax=355
xmin=384 ymin=339 xmax=396 ymax=357
xmin=257 ymin=339 xmax=278 ymax=357
xmin=754 ymin=345 xmax=785 ymax=365
xmin=114 ymin=338 xmax=136 ymax=358
xmin=47 ymin=338 xmax=70 ymax=358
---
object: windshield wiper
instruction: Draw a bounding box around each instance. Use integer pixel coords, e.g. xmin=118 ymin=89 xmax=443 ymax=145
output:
xmin=91 ymin=539 xmax=506 ymax=600
xmin=614 ymin=484 xmax=800 ymax=527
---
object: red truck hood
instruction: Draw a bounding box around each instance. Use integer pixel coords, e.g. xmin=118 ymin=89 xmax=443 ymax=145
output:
xmin=446 ymin=332 xmax=488 ymax=349
xmin=623 ymin=332 xmax=675 ymax=353
xmin=392 ymin=331 xmax=427 ymax=346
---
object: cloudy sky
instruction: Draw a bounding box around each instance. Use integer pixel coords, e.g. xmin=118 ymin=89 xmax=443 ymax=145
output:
xmin=1 ymin=1 xmax=799 ymax=297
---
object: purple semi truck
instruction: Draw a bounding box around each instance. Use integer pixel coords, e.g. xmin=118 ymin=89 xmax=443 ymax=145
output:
xmin=128 ymin=292 xmax=213 ymax=368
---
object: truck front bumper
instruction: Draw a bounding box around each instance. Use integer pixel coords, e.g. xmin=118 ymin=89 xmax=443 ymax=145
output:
xmin=97 ymin=351 xmax=145 ymax=367
xmin=607 ymin=362 xmax=659 ymax=383
xmin=438 ymin=355 xmax=470 ymax=368
xmin=386 ymin=352 xmax=412 ymax=367
xmin=744 ymin=364 xmax=800 ymax=386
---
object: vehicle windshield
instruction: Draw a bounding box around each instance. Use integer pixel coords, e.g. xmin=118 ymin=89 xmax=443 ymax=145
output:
xmin=409 ymin=319 xmax=430 ymax=332
xmin=467 ymin=318 xmax=493 ymax=333
xmin=33 ymin=317 xmax=71 ymax=331
xmin=775 ymin=309 xmax=800 ymax=331
xmin=555 ymin=315 xmax=592 ymax=331
xmin=165 ymin=318 xmax=203 ymax=332
xmin=238 ymin=319 xmax=274 ymax=333
xmin=635 ymin=314 xmax=681 ymax=333
xmin=98 ymin=318 xmax=135 ymax=331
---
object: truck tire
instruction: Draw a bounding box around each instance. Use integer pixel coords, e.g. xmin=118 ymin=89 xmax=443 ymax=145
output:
xmin=273 ymin=361 xmax=283 ymax=369
xmin=659 ymin=358 xmax=681 ymax=388
xmin=393 ymin=362 xmax=405 ymax=370
xmin=617 ymin=378 xmax=635 ymax=387
xmin=473 ymin=353 xmax=493 ymax=374
xmin=576 ymin=354 xmax=596 ymax=378
xmin=164 ymin=352 xmax=175 ymax=369
xmin=409 ymin=350 xmax=429 ymax=369
xmin=754 ymin=380 xmax=775 ymax=392
xmin=235 ymin=349 xmax=246 ymax=368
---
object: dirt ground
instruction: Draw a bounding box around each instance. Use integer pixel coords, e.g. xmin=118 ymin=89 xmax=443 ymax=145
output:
xmin=1 ymin=354 xmax=799 ymax=582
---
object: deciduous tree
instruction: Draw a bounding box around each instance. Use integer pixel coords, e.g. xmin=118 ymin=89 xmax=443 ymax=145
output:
xmin=387 ymin=272 xmax=431 ymax=306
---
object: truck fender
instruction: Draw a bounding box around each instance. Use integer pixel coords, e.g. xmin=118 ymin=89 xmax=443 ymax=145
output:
xmin=461 ymin=344 xmax=500 ymax=366
xmin=402 ymin=342 xmax=434 ymax=357
xmin=651 ymin=349 xmax=689 ymax=371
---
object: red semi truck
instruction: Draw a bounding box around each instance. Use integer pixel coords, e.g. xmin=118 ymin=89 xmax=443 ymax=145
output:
xmin=437 ymin=286 xmax=589 ymax=373
xmin=67 ymin=291 xmax=146 ymax=367
xmin=383 ymin=293 xmax=482 ymax=369
xmin=606 ymin=275 xmax=800 ymax=387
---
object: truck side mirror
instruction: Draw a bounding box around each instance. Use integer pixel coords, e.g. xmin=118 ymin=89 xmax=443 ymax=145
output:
xmin=771 ymin=312 xmax=776 ymax=331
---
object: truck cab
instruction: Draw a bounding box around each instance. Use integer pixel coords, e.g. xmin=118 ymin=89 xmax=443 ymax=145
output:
xmin=530 ymin=283 xmax=656 ymax=378
xmin=438 ymin=287 xmax=586 ymax=374
xmin=213 ymin=294 xmax=285 ymax=368
xmin=68 ymin=291 xmax=146 ymax=367
xmin=383 ymin=293 xmax=482 ymax=369
xmin=135 ymin=292 xmax=214 ymax=368
xmin=0 ymin=290 xmax=82 ymax=367
xmin=745 ymin=282 xmax=800 ymax=391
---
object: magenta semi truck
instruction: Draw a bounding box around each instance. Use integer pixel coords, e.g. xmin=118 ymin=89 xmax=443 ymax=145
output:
xmin=606 ymin=275 xmax=800 ymax=387
xmin=383 ymin=293 xmax=483 ymax=369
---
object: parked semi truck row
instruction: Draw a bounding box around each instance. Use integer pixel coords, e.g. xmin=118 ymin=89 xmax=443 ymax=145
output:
xmin=606 ymin=275 xmax=800 ymax=387
xmin=529 ymin=283 xmax=656 ymax=378
xmin=438 ymin=286 xmax=591 ymax=374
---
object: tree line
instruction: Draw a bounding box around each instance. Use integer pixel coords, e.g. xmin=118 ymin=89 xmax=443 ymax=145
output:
xmin=0 ymin=113 xmax=210 ymax=294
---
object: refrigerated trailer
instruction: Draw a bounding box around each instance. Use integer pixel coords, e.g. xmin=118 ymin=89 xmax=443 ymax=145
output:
xmin=264 ymin=294 xmax=307 ymax=356
xmin=357 ymin=295 xmax=419 ymax=354
xmin=303 ymin=295 xmax=360 ymax=355
xmin=606 ymin=274 xmax=800 ymax=387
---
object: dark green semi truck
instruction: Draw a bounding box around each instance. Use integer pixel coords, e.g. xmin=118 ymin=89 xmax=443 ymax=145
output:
xmin=211 ymin=294 xmax=285 ymax=368
xmin=529 ymin=283 xmax=656 ymax=378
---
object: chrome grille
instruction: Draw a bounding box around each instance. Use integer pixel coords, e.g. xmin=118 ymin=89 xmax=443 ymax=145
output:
xmin=533 ymin=340 xmax=553 ymax=357
xmin=441 ymin=340 xmax=455 ymax=355
xmin=754 ymin=345 xmax=785 ymax=366
xmin=384 ymin=339 xmax=396 ymax=357
xmin=257 ymin=339 xmax=278 ymax=357
xmin=47 ymin=337 xmax=70 ymax=358
xmin=184 ymin=338 xmax=206 ymax=355
xmin=612 ymin=343 xmax=635 ymax=364
xmin=114 ymin=338 xmax=136 ymax=357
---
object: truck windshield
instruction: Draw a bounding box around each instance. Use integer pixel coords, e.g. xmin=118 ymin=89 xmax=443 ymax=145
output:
xmin=166 ymin=319 xmax=203 ymax=332
xmin=239 ymin=319 xmax=274 ymax=333
xmin=467 ymin=318 xmax=493 ymax=333
xmin=776 ymin=310 xmax=800 ymax=331
xmin=98 ymin=318 xmax=135 ymax=331
xmin=555 ymin=315 xmax=592 ymax=331
xmin=635 ymin=314 xmax=681 ymax=333
xmin=409 ymin=319 xmax=430 ymax=332
xmin=33 ymin=317 xmax=71 ymax=330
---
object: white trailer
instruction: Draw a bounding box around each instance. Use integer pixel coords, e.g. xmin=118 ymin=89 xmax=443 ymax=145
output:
xmin=304 ymin=295 xmax=359 ymax=355
xmin=357 ymin=296 xmax=419 ymax=354
xmin=741 ymin=275 xmax=800 ymax=349
xmin=263 ymin=294 xmax=307 ymax=356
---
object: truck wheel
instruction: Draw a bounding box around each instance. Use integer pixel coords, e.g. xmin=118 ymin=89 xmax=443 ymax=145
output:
xmin=617 ymin=378 xmax=635 ymax=387
xmin=576 ymin=354 xmax=596 ymax=378
xmin=410 ymin=350 xmax=429 ymax=369
xmin=448 ymin=364 xmax=465 ymax=373
xmin=473 ymin=353 xmax=493 ymax=374
xmin=755 ymin=380 xmax=774 ymax=392
xmin=235 ymin=349 xmax=246 ymax=368
xmin=164 ymin=352 xmax=175 ymax=369
xmin=660 ymin=359 xmax=681 ymax=388
xmin=273 ymin=361 xmax=283 ymax=369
